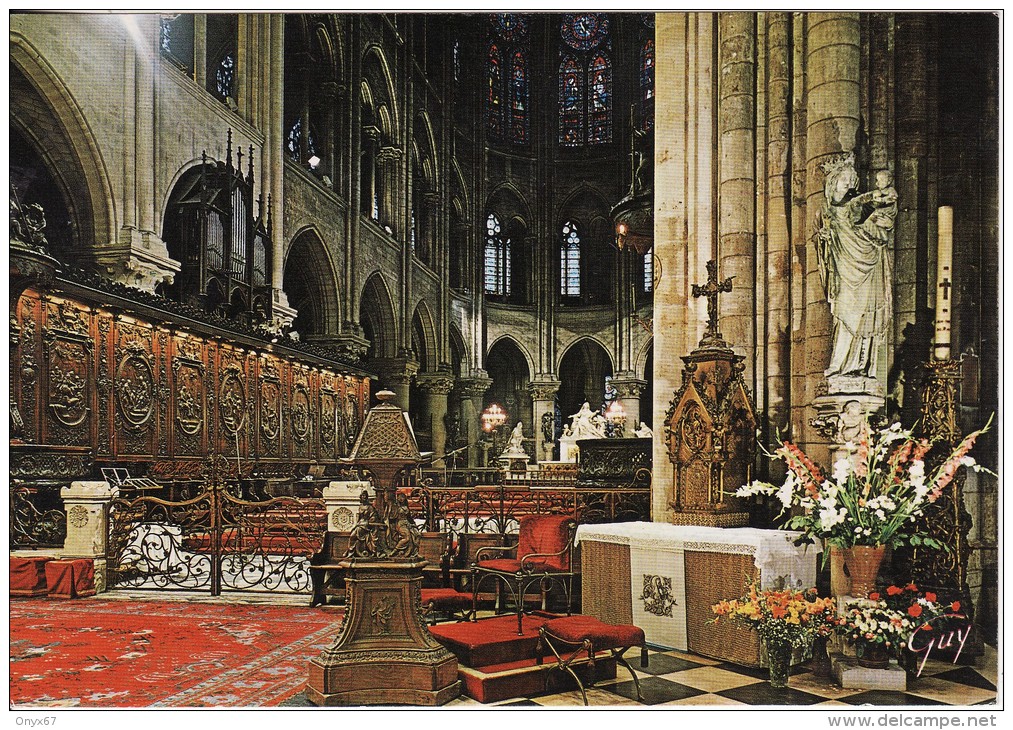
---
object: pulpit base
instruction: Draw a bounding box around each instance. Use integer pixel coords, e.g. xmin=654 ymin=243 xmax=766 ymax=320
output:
xmin=306 ymin=559 xmax=461 ymax=706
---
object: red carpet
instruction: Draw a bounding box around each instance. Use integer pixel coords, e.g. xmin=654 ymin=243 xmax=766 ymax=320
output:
xmin=10 ymin=597 xmax=342 ymax=708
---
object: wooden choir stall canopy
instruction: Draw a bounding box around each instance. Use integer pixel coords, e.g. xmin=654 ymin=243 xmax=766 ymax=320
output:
xmin=576 ymin=523 xmax=820 ymax=667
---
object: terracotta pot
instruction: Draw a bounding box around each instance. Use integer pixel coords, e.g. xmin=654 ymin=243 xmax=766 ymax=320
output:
xmin=843 ymin=544 xmax=886 ymax=597
xmin=829 ymin=545 xmax=850 ymax=596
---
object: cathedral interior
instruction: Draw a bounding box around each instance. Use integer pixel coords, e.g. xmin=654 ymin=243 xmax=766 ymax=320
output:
xmin=9 ymin=12 xmax=1000 ymax=711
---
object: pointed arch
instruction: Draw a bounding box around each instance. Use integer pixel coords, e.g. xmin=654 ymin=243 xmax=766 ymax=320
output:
xmin=411 ymin=299 xmax=439 ymax=373
xmin=359 ymin=271 xmax=398 ymax=360
xmin=10 ymin=32 xmax=115 ymax=251
xmin=362 ymin=44 xmax=399 ymax=141
xmin=448 ymin=324 xmax=469 ymax=376
xmin=557 ymin=337 xmax=615 ymax=419
xmin=284 ymin=227 xmax=341 ymax=339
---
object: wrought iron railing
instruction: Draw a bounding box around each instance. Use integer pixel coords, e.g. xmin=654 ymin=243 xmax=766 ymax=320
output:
xmin=107 ymin=484 xmax=326 ymax=595
xmin=408 ymin=468 xmax=651 ymax=537
xmin=10 ymin=485 xmax=66 ymax=549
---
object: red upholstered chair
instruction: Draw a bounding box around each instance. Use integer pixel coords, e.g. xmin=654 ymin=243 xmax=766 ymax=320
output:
xmin=470 ymin=514 xmax=577 ymax=635
xmin=537 ymin=615 xmax=648 ymax=705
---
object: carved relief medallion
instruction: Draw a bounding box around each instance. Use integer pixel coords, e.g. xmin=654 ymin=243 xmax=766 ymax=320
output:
xmin=219 ymin=369 xmax=247 ymax=434
xmin=292 ymin=385 xmax=311 ymax=443
xmin=115 ymin=344 xmax=155 ymax=429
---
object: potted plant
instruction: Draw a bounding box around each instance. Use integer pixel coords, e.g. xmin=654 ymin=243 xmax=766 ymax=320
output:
xmin=711 ymin=587 xmax=837 ymax=688
xmin=836 ymin=585 xmax=960 ymax=669
xmin=736 ymin=418 xmax=992 ymax=596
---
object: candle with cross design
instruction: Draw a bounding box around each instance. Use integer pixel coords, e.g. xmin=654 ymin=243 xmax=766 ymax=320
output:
xmin=934 ymin=206 xmax=954 ymax=361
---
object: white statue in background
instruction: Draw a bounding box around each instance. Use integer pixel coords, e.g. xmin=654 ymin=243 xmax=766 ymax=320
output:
xmin=569 ymin=401 xmax=605 ymax=439
xmin=816 ymin=153 xmax=894 ymax=384
xmin=634 ymin=421 xmax=653 ymax=438
xmin=503 ymin=421 xmax=527 ymax=456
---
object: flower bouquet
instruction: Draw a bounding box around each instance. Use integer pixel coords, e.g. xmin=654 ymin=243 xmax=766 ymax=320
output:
xmin=711 ymin=586 xmax=837 ymax=688
xmin=836 ymin=584 xmax=961 ymax=669
xmin=736 ymin=418 xmax=992 ymax=567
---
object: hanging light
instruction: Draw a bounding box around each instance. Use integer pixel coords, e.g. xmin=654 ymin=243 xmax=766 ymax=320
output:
xmin=610 ymin=105 xmax=654 ymax=255
xmin=481 ymin=403 xmax=507 ymax=433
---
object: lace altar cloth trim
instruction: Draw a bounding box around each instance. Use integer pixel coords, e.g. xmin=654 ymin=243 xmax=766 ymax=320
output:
xmin=576 ymin=522 xmax=821 ymax=588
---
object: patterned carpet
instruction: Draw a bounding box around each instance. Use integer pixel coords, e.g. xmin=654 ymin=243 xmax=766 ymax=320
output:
xmin=11 ymin=595 xmax=998 ymax=708
xmin=10 ymin=596 xmax=342 ymax=708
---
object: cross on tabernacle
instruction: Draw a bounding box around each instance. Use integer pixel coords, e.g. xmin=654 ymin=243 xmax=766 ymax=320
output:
xmin=939 ymin=277 xmax=952 ymax=301
xmin=692 ymin=259 xmax=734 ymax=346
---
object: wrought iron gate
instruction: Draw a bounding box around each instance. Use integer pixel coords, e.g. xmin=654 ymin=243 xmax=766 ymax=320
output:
xmin=107 ymin=484 xmax=326 ymax=595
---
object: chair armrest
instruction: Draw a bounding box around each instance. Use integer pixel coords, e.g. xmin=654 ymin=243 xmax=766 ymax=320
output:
xmin=519 ymin=545 xmax=573 ymax=573
xmin=472 ymin=544 xmax=517 ymax=566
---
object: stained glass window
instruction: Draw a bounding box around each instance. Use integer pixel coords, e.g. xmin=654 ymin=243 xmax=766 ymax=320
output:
xmin=644 ymin=247 xmax=654 ymax=293
xmin=588 ymin=54 xmax=612 ymax=144
xmin=558 ymin=16 xmax=612 ymax=146
xmin=488 ymin=43 xmax=503 ymax=140
xmin=453 ymin=39 xmax=460 ymax=82
xmin=410 ymin=209 xmax=417 ymax=253
xmin=216 ymin=54 xmax=235 ymax=101
xmin=561 ymin=220 xmax=581 ymax=296
xmin=489 ymin=15 xmax=529 ymax=145
xmin=510 ymin=51 xmax=528 ymax=143
xmin=641 ymin=40 xmax=654 ymax=102
xmin=559 ymin=56 xmax=583 ymax=147
xmin=561 ymin=13 xmax=609 ymax=51
xmin=371 ymin=192 xmax=379 ymax=221
xmin=485 ymin=213 xmax=511 ymax=296
xmin=286 ymin=118 xmax=316 ymax=163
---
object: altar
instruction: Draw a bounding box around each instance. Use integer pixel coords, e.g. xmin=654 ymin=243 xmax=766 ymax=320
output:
xmin=576 ymin=522 xmax=819 ymax=666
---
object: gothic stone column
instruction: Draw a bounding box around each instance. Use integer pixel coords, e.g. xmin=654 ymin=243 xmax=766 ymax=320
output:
xmin=528 ymin=379 xmax=561 ymax=463
xmin=416 ymin=373 xmax=456 ymax=463
xmin=457 ymin=374 xmax=492 ymax=468
xmin=370 ymin=357 xmax=419 ymax=412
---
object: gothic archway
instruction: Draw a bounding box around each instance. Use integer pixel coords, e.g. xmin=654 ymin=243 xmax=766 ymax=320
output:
xmin=284 ymin=229 xmax=340 ymax=340
xmin=557 ymin=337 xmax=614 ymax=425
xmin=358 ymin=271 xmax=397 ymax=361
xmin=485 ymin=337 xmax=532 ymax=438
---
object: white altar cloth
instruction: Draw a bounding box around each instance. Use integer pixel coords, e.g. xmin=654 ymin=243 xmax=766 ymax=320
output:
xmin=576 ymin=522 xmax=821 ymax=650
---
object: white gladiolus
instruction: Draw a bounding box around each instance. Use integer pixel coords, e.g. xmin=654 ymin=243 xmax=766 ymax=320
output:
xmin=833 ymin=458 xmax=851 ymax=484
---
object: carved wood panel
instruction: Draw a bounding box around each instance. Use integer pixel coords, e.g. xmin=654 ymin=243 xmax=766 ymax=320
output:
xmin=113 ymin=318 xmax=157 ymax=457
xmin=41 ymin=296 xmax=93 ymax=447
xmin=171 ymin=333 xmax=207 ymax=459
xmin=15 ymin=289 xmax=370 ymax=469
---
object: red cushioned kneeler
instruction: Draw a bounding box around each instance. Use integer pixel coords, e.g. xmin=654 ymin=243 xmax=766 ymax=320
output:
xmin=10 ymin=556 xmax=55 ymax=597
xmin=45 ymin=559 xmax=96 ymax=599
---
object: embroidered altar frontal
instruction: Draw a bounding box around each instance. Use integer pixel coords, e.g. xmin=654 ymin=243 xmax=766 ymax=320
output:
xmin=576 ymin=523 xmax=819 ymax=666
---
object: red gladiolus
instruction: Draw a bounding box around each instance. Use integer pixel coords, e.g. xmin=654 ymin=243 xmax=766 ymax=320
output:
xmin=908 ymin=604 xmax=923 ymax=618
xmin=887 ymin=585 xmax=903 ymax=596
xmin=952 ymin=601 xmax=961 ymax=612
xmin=869 ymin=592 xmax=881 ymax=601
xmin=925 ymin=592 xmax=937 ymax=603
xmin=905 ymin=583 xmax=918 ymax=591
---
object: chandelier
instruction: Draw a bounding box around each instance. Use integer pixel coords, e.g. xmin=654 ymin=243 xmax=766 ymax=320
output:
xmin=610 ymin=108 xmax=654 ymax=256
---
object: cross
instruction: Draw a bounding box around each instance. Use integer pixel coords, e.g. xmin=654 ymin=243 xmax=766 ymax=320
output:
xmin=939 ymin=277 xmax=952 ymax=302
xmin=692 ymin=259 xmax=734 ymax=345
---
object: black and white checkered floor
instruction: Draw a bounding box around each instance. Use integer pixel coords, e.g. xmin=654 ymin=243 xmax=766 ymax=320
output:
xmin=444 ymin=645 xmax=999 ymax=708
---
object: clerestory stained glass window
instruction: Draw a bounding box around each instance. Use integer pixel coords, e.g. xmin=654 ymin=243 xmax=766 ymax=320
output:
xmin=488 ymin=15 xmax=529 ymax=145
xmin=644 ymin=247 xmax=654 ymax=293
xmin=561 ymin=220 xmax=581 ymax=296
xmin=558 ymin=15 xmax=612 ymax=146
xmin=640 ymin=36 xmax=655 ymax=131
xmin=484 ymin=213 xmax=511 ymax=296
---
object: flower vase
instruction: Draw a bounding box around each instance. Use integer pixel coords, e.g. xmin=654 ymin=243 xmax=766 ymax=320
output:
xmin=856 ymin=642 xmax=891 ymax=669
xmin=766 ymin=642 xmax=792 ymax=689
xmin=829 ymin=545 xmax=850 ymax=596
xmin=808 ymin=635 xmax=834 ymax=678
xmin=843 ymin=545 xmax=886 ymax=597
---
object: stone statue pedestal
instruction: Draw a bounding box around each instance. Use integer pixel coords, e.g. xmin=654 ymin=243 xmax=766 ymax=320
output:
xmin=498 ymin=452 xmax=529 ymax=476
xmin=307 ymin=559 xmax=460 ymax=706
xmin=811 ymin=393 xmax=885 ymax=461
xmin=558 ymin=435 xmax=579 ymax=463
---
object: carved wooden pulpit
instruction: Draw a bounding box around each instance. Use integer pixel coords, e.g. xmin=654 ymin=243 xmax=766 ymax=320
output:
xmin=664 ymin=261 xmax=756 ymax=527
xmin=306 ymin=390 xmax=460 ymax=706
